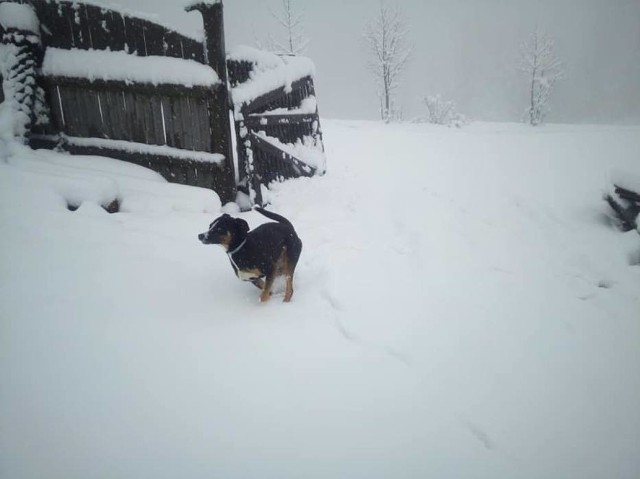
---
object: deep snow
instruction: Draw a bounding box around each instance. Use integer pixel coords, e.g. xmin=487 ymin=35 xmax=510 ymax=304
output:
xmin=1 ymin=120 xmax=639 ymax=479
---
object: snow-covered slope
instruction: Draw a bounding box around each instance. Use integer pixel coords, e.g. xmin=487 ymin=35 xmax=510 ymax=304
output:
xmin=1 ymin=121 xmax=639 ymax=479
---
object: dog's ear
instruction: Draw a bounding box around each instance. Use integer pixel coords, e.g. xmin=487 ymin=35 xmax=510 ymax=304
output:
xmin=235 ymin=218 xmax=250 ymax=236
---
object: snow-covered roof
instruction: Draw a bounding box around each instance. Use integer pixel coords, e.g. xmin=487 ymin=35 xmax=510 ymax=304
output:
xmin=228 ymin=46 xmax=315 ymax=107
xmin=42 ymin=48 xmax=220 ymax=87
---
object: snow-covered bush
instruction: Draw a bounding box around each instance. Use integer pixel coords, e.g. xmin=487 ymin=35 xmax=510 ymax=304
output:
xmin=421 ymin=94 xmax=466 ymax=127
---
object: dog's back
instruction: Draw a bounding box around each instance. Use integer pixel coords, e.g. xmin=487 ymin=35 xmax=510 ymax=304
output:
xmin=253 ymin=207 xmax=302 ymax=272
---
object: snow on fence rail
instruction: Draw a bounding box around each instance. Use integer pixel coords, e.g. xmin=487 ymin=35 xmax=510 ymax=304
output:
xmin=1 ymin=0 xmax=326 ymax=206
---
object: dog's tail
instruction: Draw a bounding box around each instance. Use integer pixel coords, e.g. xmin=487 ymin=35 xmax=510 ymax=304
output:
xmin=254 ymin=207 xmax=294 ymax=229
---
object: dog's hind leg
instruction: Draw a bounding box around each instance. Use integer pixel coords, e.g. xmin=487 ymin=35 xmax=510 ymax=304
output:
xmin=284 ymin=274 xmax=294 ymax=302
xmin=283 ymin=237 xmax=302 ymax=303
xmin=259 ymin=273 xmax=276 ymax=303
xmin=282 ymin=252 xmax=295 ymax=302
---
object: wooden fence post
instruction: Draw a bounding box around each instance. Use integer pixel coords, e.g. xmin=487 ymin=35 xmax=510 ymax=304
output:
xmin=186 ymin=1 xmax=236 ymax=204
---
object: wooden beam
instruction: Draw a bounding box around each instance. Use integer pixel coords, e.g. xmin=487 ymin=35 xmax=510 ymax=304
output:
xmin=245 ymin=113 xmax=317 ymax=129
xmin=249 ymin=132 xmax=316 ymax=179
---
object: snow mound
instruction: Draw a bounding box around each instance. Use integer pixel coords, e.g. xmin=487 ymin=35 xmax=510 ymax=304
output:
xmin=1 ymin=143 xmax=221 ymax=214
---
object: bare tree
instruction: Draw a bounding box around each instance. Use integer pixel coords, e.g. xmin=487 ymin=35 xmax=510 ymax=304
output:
xmin=519 ymin=29 xmax=564 ymax=126
xmin=364 ymin=1 xmax=411 ymax=122
xmin=267 ymin=0 xmax=309 ymax=56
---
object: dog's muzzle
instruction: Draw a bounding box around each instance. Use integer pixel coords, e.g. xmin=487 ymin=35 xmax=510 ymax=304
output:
xmin=198 ymin=233 xmax=208 ymax=243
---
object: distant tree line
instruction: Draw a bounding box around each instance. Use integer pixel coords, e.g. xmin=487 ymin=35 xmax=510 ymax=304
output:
xmin=258 ymin=0 xmax=565 ymax=126
xmin=362 ymin=1 xmax=565 ymax=126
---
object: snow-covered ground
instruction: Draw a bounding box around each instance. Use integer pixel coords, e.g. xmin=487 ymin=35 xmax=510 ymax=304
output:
xmin=1 ymin=120 xmax=639 ymax=479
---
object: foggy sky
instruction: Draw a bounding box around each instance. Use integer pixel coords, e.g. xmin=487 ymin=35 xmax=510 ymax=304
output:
xmin=98 ymin=0 xmax=640 ymax=123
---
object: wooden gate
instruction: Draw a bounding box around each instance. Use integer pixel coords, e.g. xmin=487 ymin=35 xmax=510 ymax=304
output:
xmin=228 ymin=48 xmax=326 ymax=205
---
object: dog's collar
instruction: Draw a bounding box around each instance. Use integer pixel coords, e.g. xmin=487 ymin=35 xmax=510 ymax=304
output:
xmin=227 ymin=239 xmax=247 ymax=257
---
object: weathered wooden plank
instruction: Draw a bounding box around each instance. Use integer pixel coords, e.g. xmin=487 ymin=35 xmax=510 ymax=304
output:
xmin=182 ymin=37 xmax=205 ymax=62
xmin=245 ymin=113 xmax=317 ymax=129
xmin=170 ymin=97 xmax=185 ymax=149
xmin=188 ymin=97 xmax=202 ymax=151
xmin=34 ymin=1 xmax=73 ymax=49
xmin=106 ymin=10 xmax=127 ymax=51
xmin=149 ymin=95 xmax=166 ymax=145
xmin=142 ymin=23 xmax=166 ymax=56
xmin=69 ymin=87 xmax=91 ymax=137
xmin=79 ymin=89 xmax=102 ymax=137
xmin=48 ymin=85 xmax=66 ymax=132
xmin=161 ymin=31 xmax=179 ymax=58
xmin=79 ymin=3 xmax=94 ymax=49
xmin=186 ymin=161 xmax=199 ymax=186
xmin=94 ymin=91 xmax=109 ymax=138
xmin=202 ymin=98 xmax=215 ymax=151
xmin=249 ymin=132 xmax=315 ymax=181
xmin=118 ymin=91 xmax=133 ymax=141
xmin=179 ymin=96 xmax=194 ymax=151
xmin=615 ymin=186 xmax=640 ymax=203
xmin=85 ymin=4 xmax=112 ymax=51
xmin=137 ymin=95 xmax=152 ymax=143
xmin=67 ymin=3 xmax=91 ymax=50
xmin=119 ymin=91 xmax=138 ymax=142
xmin=185 ymin=97 xmax=202 ymax=151
xmin=161 ymin=97 xmax=176 ymax=148
xmin=100 ymin=90 xmax=117 ymax=139
xmin=56 ymin=86 xmax=77 ymax=136
xmin=240 ymin=76 xmax=314 ymax=115
xmin=124 ymin=16 xmax=145 ymax=55
xmin=203 ymin=96 xmax=217 ymax=151
xmin=245 ymin=114 xmax=317 ymax=144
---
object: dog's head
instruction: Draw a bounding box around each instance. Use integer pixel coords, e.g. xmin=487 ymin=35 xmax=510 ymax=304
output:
xmin=198 ymin=214 xmax=249 ymax=249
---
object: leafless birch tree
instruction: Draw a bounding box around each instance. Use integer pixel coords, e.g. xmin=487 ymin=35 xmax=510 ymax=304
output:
xmin=519 ymin=29 xmax=564 ymax=126
xmin=364 ymin=2 xmax=411 ymax=122
xmin=265 ymin=0 xmax=309 ymax=56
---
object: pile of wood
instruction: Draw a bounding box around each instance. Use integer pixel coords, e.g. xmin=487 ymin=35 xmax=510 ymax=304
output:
xmin=605 ymin=185 xmax=640 ymax=232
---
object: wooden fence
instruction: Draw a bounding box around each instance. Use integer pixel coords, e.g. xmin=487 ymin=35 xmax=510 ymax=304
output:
xmin=2 ymin=0 xmax=236 ymax=202
xmin=1 ymin=0 xmax=325 ymax=206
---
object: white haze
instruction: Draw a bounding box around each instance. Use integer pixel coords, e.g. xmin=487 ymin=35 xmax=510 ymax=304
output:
xmin=81 ymin=0 xmax=640 ymax=123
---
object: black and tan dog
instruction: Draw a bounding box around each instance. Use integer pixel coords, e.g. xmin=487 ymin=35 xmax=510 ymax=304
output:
xmin=198 ymin=207 xmax=302 ymax=303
